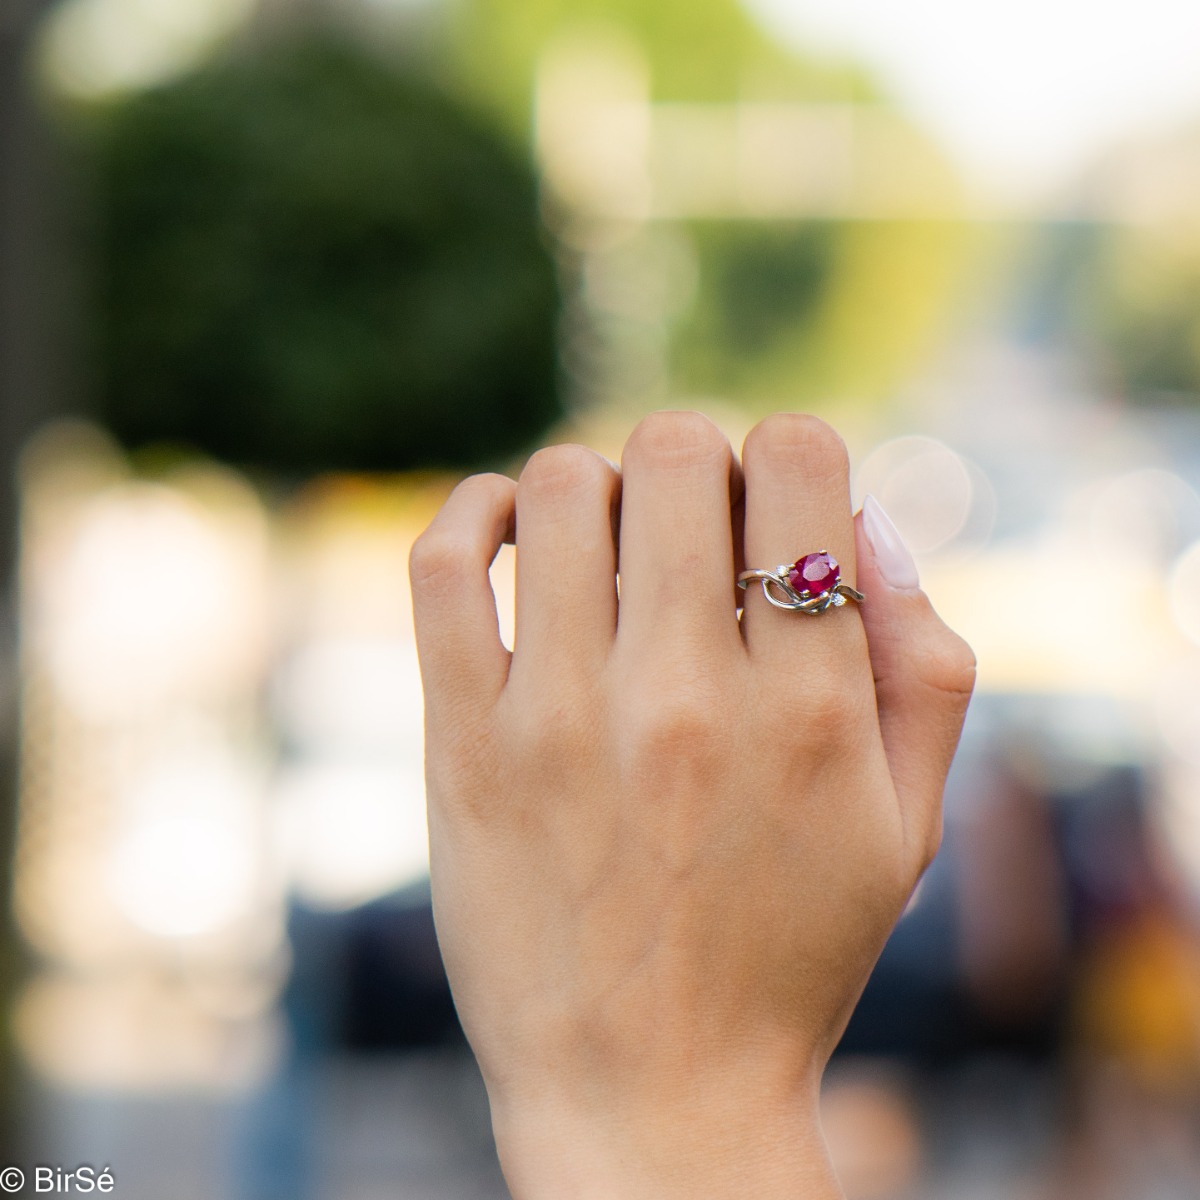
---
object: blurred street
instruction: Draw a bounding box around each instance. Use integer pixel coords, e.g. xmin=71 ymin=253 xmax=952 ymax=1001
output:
xmin=28 ymin=1049 xmax=506 ymax=1200
xmin=24 ymin=1042 xmax=1200 ymax=1200
xmin=4 ymin=0 xmax=1200 ymax=1196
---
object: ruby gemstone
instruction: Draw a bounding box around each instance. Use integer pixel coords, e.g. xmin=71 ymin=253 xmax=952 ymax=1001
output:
xmin=788 ymin=551 xmax=839 ymax=597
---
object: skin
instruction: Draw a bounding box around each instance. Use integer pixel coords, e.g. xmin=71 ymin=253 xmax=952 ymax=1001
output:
xmin=409 ymin=411 xmax=976 ymax=1199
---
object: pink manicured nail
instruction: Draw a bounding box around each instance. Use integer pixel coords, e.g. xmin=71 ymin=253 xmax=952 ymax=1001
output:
xmin=862 ymin=494 xmax=919 ymax=590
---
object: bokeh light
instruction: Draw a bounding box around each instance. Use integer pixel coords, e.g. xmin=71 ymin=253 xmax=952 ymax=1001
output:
xmin=746 ymin=0 xmax=1200 ymax=196
xmin=275 ymin=762 xmax=428 ymax=909
xmin=38 ymin=0 xmax=255 ymax=98
xmin=108 ymin=765 xmax=260 ymax=939
xmin=854 ymin=435 xmax=994 ymax=559
xmin=1169 ymin=540 xmax=1200 ymax=646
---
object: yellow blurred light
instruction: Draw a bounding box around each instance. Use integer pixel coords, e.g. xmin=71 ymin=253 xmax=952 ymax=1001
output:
xmin=929 ymin=541 xmax=1170 ymax=697
xmin=535 ymin=32 xmax=652 ymax=224
xmin=14 ymin=972 xmax=280 ymax=1092
xmin=37 ymin=483 xmax=263 ymax=723
xmin=269 ymin=477 xmax=448 ymax=907
xmin=16 ymin=431 xmax=277 ymax=972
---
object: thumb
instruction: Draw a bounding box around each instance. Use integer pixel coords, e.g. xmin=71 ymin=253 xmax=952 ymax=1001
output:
xmin=855 ymin=494 xmax=976 ymax=869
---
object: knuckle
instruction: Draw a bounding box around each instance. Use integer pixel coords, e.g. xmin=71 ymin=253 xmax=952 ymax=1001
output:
xmin=408 ymin=530 xmax=465 ymax=592
xmin=409 ymin=472 xmax=512 ymax=591
xmin=784 ymin=670 xmax=851 ymax=731
xmin=921 ymin=628 xmax=977 ymax=700
xmin=744 ymin=414 xmax=849 ymax=482
xmin=624 ymin=410 xmax=730 ymax=472
xmin=520 ymin=443 xmax=610 ymax=500
xmin=505 ymin=689 xmax=592 ymax=759
xmin=629 ymin=685 xmax=725 ymax=763
xmin=802 ymin=690 xmax=852 ymax=742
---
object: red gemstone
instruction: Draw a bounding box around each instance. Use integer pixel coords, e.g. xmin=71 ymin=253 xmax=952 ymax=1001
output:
xmin=788 ymin=551 xmax=839 ymax=597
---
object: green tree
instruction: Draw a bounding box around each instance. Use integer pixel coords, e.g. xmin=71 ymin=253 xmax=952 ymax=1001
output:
xmin=63 ymin=33 xmax=562 ymax=474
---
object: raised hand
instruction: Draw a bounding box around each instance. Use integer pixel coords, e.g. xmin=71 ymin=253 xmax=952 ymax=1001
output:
xmin=410 ymin=412 xmax=975 ymax=1199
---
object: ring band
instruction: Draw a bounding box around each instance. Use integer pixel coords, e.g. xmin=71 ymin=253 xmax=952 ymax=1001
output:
xmin=737 ymin=550 xmax=864 ymax=614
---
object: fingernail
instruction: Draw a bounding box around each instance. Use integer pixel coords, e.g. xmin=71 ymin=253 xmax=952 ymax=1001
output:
xmin=862 ymin=494 xmax=920 ymax=590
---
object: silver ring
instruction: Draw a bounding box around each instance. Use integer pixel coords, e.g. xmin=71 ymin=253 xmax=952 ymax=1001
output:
xmin=737 ymin=550 xmax=864 ymax=614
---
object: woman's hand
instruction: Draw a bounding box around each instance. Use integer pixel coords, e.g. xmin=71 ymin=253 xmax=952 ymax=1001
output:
xmin=409 ymin=412 xmax=975 ymax=1199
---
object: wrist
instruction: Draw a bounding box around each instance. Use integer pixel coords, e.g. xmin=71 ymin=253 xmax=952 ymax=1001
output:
xmin=488 ymin=1076 xmax=845 ymax=1200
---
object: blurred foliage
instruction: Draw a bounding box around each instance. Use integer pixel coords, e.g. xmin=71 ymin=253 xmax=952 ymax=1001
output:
xmin=676 ymin=222 xmax=836 ymax=391
xmin=1074 ymin=220 xmax=1200 ymax=401
xmin=59 ymin=33 xmax=562 ymax=474
xmin=448 ymin=0 xmax=879 ymax=138
xmin=436 ymin=0 xmax=967 ymax=413
xmin=41 ymin=0 xmax=975 ymax=461
xmin=675 ymin=219 xmax=970 ymax=409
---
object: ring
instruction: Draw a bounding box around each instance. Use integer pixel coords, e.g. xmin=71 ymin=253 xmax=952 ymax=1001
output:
xmin=737 ymin=550 xmax=864 ymax=614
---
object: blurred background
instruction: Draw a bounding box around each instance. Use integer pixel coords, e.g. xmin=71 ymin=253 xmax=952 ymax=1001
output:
xmin=2 ymin=0 xmax=1200 ymax=1196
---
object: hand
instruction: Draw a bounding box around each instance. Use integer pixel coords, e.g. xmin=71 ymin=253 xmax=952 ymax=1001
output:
xmin=409 ymin=412 xmax=975 ymax=1199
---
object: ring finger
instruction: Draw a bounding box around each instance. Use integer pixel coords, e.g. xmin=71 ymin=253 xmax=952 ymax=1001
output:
xmin=739 ymin=414 xmax=864 ymax=661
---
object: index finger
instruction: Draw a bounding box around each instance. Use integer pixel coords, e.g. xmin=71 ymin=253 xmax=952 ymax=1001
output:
xmin=409 ymin=472 xmax=516 ymax=720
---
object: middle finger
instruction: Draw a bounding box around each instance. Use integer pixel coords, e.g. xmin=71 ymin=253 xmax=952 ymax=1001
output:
xmin=616 ymin=411 xmax=743 ymax=655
